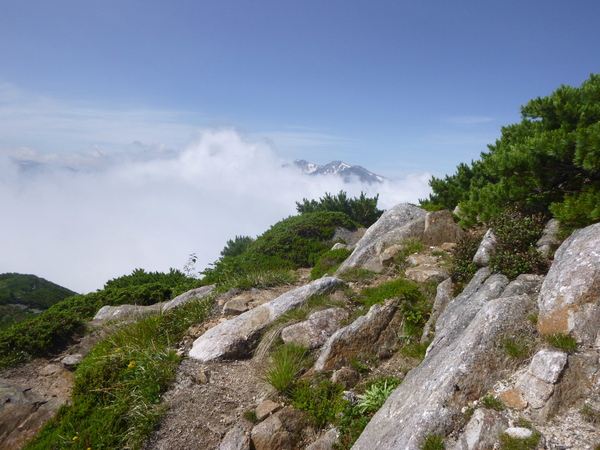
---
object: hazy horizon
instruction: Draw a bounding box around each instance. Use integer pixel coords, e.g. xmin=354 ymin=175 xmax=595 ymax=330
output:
xmin=0 ymin=128 xmax=431 ymax=293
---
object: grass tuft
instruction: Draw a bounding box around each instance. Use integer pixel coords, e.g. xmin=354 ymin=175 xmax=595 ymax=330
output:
xmin=544 ymin=333 xmax=578 ymax=352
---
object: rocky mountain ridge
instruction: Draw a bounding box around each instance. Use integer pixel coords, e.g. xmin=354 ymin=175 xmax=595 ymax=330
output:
xmin=294 ymin=159 xmax=387 ymax=184
xmin=2 ymin=203 xmax=600 ymax=449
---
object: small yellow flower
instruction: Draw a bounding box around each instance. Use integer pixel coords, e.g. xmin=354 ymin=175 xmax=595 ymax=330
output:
xmin=115 ymin=348 xmax=121 ymax=352
xmin=72 ymin=435 xmax=78 ymax=441
xmin=128 ymin=361 xmax=137 ymax=369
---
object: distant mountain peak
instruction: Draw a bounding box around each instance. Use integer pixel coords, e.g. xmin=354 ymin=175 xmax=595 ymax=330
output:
xmin=293 ymin=159 xmax=386 ymax=184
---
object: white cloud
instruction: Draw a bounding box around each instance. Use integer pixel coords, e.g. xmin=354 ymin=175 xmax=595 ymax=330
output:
xmin=0 ymin=128 xmax=431 ymax=293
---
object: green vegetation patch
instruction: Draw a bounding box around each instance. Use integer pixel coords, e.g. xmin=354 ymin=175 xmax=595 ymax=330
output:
xmin=262 ymin=342 xmax=312 ymax=395
xmin=296 ymin=190 xmax=383 ymax=228
xmin=310 ymin=248 xmax=353 ymax=280
xmin=203 ymin=211 xmax=358 ymax=286
xmin=291 ymin=378 xmax=345 ymax=428
xmin=0 ymin=269 xmax=201 ymax=368
xmin=544 ymin=333 xmax=578 ymax=352
xmin=0 ymin=273 xmax=77 ymax=309
xmin=421 ymin=73 xmax=600 ymax=231
xmin=356 ymin=278 xmax=424 ymax=308
xmin=25 ymin=295 xmax=213 ymax=450
xmin=488 ymin=210 xmax=548 ymax=279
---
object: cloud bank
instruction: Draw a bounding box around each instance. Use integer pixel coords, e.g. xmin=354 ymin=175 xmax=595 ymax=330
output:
xmin=1 ymin=128 xmax=431 ymax=293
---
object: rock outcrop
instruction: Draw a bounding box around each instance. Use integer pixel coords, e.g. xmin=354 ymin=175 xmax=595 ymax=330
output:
xmin=93 ymin=285 xmax=215 ymax=321
xmin=352 ymin=271 xmax=541 ymax=449
xmin=0 ymin=382 xmax=64 ymax=450
xmin=335 ymin=205 xmax=463 ymax=274
xmin=314 ymin=299 xmax=398 ymax=371
xmin=189 ymin=277 xmax=343 ymax=362
xmin=537 ymin=222 xmax=600 ymax=344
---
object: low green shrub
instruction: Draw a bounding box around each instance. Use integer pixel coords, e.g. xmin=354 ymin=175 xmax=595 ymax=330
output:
xmin=311 ymin=248 xmax=352 ymax=279
xmin=488 ymin=210 xmax=548 ymax=279
xmin=203 ymin=211 xmax=358 ymax=285
xmin=401 ymin=341 xmax=430 ymax=360
xmin=0 ymin=268 xmax=201 ymax=368
xmin=450 ymin=233 xmax=482 ymax=288
xmin=296 ymin=190 xmax=384 ymax=228
xmin=291 ymin=378 xmax=345 ymax=428
xmin=335 ymin=405 xmax=372 ymax=449
xmin=334 ymin=377 xmax=402 ymax=449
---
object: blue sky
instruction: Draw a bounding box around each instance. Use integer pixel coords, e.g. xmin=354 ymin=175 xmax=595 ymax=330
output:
xmin=2 ymin=1 xmax=598 ymax=176
xmin=1 ymin=1 xmax=599 ymax=292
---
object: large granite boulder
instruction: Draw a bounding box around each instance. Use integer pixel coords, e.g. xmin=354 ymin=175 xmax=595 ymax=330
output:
xmin=352 ymin=270 xmax=537 ymax=449
xmin=189 ymin=277 xmax=343 ymax=362
xmin=537 ymin=222 xmax=600 ymax=344
xmin=335 ymin=205 xmax=463 ymax=274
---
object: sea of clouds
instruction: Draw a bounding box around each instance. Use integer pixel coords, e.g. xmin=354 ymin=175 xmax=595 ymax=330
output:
xmin=0 ymin=128 xmax=431 ymax=293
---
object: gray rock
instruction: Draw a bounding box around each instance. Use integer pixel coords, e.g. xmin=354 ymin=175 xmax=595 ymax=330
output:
xmin=189 ymin=277 xmax=344 ymax=362
xmin=93 ymin=285 xmax=215 ymax=321
xmin=352 ymin=288 xmax=528 ymax=449
xmin=504 ymin=427 xmax=533 ymax=439
xmin=220 ymin=427 xmax=251 ymax=450
xmin=537 ymin=222 xmax=600 ymax=344
xmin=332 ymin=227 xmax=366 ymax=247
xmin=306 ymin=428 xmax=339 ymax=450
xmin=256 ymin=400 xmax=282 ymax=421
xmin=162 ymin=285 xmax=216 ymax=312
xmin=336 ymin=206 xmax=463 ymax=274
xmin=313 ymin=299 xmax=398 ymax=371
xmin=407 ymin=253 xmax=440 ymax=266
xmin=250 ymin=407 xmax=307 ymax=450
xmin=421 ymin=209 xmax=465 ymax=246
xmin=94 ymin=303 xmax=159 ymax=321
xmin=281 ymin=307 xmax=349 ymax=349
xmin=473 ymin=229 xmax=497 ymax=267
xmin=428 ymin=268 xmax=509 ymax=357
xmin=0 ymin=382 xmax=64 ymax=450
xmin=404 ymin=266 xmax=449 ymax=284
xmin=331 ymin=367 xmax=361 ymax=389
xmin=421 ymin=278 xmax=453 ymax=343
xmin=500 ymin=274 xmax=544 ymax=298
xmin=515 ymin=372 xmax=554 ymax=409
xmin=449 ymin=408 xmax=508 ymax=450
xmin=223 ymin=298 xmax=249 ymax=315
xmin=536 ymin=219 xmax=561 ymax=257
xmin=61 ymin=354 xmax=83 ymax=367
xmin=336 ymin=203 xmax=427 ymax=274
xmin=529 ymin=349 xmax=567 ymax=384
